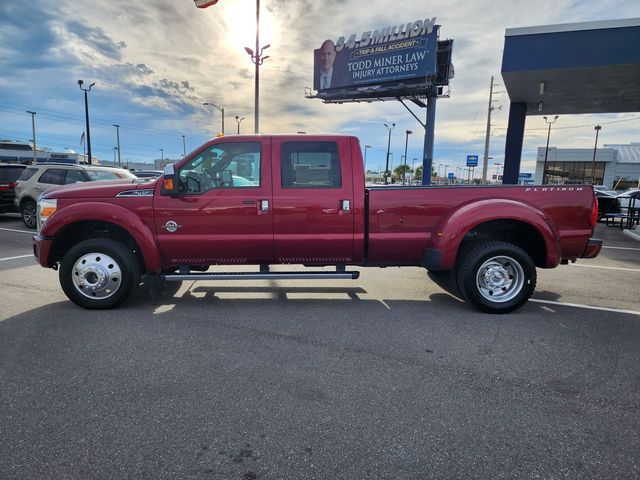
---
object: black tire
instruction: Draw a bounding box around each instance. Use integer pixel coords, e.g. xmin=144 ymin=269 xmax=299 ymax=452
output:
xmin=21 ymin=199 xmax=37 ymax=229
xmin=456 ymin=241 xmax=536 ymax=314
xmin=59 ymin=239 xmax=140 ymax=309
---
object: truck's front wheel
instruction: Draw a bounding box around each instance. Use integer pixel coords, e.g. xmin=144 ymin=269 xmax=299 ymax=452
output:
xmin=456 ymin=241 xmax=536 ymax=314
xmin=59 ymin=239 xmax=140 ymax=309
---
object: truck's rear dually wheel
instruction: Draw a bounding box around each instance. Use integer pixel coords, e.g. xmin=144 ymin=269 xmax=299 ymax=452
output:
xmin=456 ymin=241 xmax=536 ymax=314
xmin=59 ymin=239 xmax=140 ymax=309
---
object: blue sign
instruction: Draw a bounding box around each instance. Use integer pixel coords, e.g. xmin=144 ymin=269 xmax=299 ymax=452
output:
xmin=448 ymin=172 xmax=455 ymax=179
xmin=518 ymin=172 xmax=533 ymax=179
xmin=314 ymin=20 xmax=438 ymax=92
xmin=466 ymin=155 xmax=479 ymax=167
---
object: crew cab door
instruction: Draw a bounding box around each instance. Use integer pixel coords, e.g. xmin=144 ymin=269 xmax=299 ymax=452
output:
xmin=154 ymin=139 xmax=273 ymax=265
xmin=271 ymin=138 xmax=354 ymax=263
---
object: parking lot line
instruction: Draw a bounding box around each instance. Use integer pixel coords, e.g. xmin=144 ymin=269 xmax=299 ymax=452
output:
xmin=530 ymin=299 xmax=640 ymax=316
xmin=602 ymin=245 xmax=640 ymax=252
xmin=0 ymin=227 xmax=33 ymax=235
xmin=570 ymin=264 xmax=640 ymax=273
xmin=0 ymin=254 xmax=34 ymax=262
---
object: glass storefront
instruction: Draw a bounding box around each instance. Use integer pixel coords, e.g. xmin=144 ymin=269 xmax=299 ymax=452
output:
xmin=544 ymin=161 xmax=606 ymax=185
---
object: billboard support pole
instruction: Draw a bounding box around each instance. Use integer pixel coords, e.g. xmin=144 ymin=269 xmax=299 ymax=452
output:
xmin=422 ymin=91 xmax=437 ymax=185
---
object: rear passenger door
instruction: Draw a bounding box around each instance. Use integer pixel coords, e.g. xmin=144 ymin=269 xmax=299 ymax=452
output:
xmin=271 ymin=138 xmax=354 ymax=264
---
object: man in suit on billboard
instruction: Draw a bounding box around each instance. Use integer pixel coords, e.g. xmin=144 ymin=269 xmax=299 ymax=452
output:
xmin=318 ymin=39 xmax=337 ymax=90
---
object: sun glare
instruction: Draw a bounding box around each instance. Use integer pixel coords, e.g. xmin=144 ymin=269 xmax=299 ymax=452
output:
xmin=222 ymin=1 xmax=274 ymax=54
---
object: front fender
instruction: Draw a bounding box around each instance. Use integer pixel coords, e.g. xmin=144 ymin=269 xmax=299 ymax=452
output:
xmin=430 ymin=199 xmax=561 ymax=270
xmin=41 ymin=202 xmax=162 ymax=272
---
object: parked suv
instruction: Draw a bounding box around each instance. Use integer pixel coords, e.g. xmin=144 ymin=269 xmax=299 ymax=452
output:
xmin=0 ymin=164 xmax=27 ymax=215
xmin=15 ymin=164 xmax=136 ymax=228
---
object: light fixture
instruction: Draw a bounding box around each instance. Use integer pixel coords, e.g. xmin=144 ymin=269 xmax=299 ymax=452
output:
xmin=538 ymin=102 xmax=543 ymax=112
xmin=539 ymin=81 xmax=545 ymax=96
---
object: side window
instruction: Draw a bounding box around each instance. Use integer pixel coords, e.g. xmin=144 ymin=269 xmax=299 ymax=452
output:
xmin=38 ymin=169 xmax=66 ymax=185
xmin=18 ymin=167 xmax=38 ymax=181
xmin=179 ymin=142 xmax=261 ymax=194
xmin=281 ymin=141 xmax=341 ymax=188
xmin=65 ymin=170 xmax=87 ymax=184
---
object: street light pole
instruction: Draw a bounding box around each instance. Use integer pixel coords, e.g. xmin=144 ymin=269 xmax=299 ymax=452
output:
xmin=364 ymin=145 xmax=371 ymax=170
xmin=384 ymin=123 xmax=395 ymax=185
xmin=26 ymin=111 xmax=37 ymax=164
xmin=112 ymin=124 xmax=121 ymax=167
xmin=444 ymin=164 xmax=450 ymax=184
xmin=182 ymin=135 xmax=186 ymax=157
xmin=159 ymin=148 xmax=164 ymax=162
xmin=542 ymin=115 xmax=559 ymax=184
xmin=235 ymin=116 xmax=245 ymax=134
xmin=203 ymin=102 xmax=224 ymax=135
xmin=591 ymin=125 xmax=602 ymax=185
xmin=77 ymin=80 xmax=95 ymax=164
xmin=244 ymin=0 xmax=270 ymax=134
xmin=403 ymin=130 xmax=412 ymax=185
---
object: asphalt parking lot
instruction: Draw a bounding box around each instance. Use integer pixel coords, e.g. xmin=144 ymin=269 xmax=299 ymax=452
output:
xmin=1 ymin=214 xmax=639 ymax=480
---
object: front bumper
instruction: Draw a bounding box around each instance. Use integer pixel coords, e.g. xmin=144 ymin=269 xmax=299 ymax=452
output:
xmin=581 ymin=238 xmax=603 ymax=259
xmin=33 ymin=234 xmax=54 ymax=268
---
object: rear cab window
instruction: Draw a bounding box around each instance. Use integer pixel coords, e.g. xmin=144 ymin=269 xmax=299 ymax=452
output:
xmin=281 ymin=141 xmax=342 ymax=188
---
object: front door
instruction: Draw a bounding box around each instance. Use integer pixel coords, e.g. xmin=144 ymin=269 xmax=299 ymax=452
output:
xmin=154 ymin=138 xmax=273 ymax=265
xmin=271 ymin=138 xmax=354 ymax=264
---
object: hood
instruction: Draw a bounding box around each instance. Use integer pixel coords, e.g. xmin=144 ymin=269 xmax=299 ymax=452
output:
xmin=43 ymin=178 xmax=157 ymax=200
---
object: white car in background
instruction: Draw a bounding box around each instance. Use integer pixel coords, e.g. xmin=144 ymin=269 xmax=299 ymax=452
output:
xmin=14 ymin=164 xmax=136 ymax=228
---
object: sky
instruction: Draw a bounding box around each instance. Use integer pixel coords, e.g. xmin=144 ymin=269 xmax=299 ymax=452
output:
xmin=1 ymin=0 xmax=639 ymax=174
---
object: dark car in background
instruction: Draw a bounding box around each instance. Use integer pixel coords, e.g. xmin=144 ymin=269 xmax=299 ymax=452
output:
xmin=594 ymin=187 xmax=620 ymax=219
xmin=0 ymin=164 xmax=27 ymax=214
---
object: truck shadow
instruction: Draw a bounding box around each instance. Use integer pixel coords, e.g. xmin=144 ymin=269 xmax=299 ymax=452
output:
xmin=136 ymin=278 xmax=468 ymax=311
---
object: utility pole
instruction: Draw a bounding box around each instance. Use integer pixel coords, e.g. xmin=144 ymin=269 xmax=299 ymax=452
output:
xmin=182 ymin=135 xmax=186 ymax=157
xmin=27 ymin=111 xmax=37 ymax=164
xmin=482 ymin=76 xmax=495 ymax=183
xmin=113 ymin=124 xmax=121 ymax=167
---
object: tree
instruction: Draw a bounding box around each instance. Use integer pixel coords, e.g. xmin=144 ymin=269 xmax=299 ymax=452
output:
xmin=393 ymin=164 xmax=412 ymax=180
xmin=414 ymin=165 xmax=423 ymax=181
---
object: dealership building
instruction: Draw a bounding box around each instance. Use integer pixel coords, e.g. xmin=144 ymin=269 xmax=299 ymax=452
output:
xmin=0 ymin=141 xmax=90 ymax=164
xmin=534 ymin=142 xmax=640 ymax=188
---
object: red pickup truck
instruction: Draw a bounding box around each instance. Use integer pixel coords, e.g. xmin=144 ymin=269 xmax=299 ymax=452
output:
xmin=33 ymin=134 xmax=602 ymax=313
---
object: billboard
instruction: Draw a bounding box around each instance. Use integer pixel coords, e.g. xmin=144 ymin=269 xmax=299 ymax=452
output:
xmin=314 ymin=18 xmax=438 ymax=92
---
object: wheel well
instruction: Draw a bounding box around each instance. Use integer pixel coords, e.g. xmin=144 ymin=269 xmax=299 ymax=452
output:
xmin=19 ymin=196 xmax=36 ymax=208
xmin=459 ymin=219 xmax=547 ymax=267
xmin=50 ymin=221 xmax=144 ymax=270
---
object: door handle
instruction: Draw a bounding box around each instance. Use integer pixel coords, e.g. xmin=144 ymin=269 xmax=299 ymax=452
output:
xmin=260 ymin=200 xmax=269 ymax=212
xmin=341 ymin=200 xmax=351 ymax=212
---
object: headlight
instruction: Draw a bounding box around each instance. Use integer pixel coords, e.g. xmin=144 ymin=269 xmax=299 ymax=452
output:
xmin=37 ymin=198 xmax=57 ymax=231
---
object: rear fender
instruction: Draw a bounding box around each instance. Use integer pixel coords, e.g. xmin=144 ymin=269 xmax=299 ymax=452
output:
xmin=430 ymin=199 xmax=560 ymax=270
xmin=41 ymin=202 xmax=161 ymax=272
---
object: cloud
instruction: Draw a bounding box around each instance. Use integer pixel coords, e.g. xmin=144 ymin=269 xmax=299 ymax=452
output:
xmin=64 ymin=21 xmax=127 ymax=60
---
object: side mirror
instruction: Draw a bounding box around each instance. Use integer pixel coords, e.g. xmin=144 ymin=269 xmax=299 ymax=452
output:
xmin=218 ymin=170 xmax=233 ymax=186
xmin=162 ymin=163 xmax=179 ymax=196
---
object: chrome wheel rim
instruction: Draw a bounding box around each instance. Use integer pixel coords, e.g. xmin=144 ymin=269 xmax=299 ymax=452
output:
xmin=71 ymin=252 xmax=122 ymax=300
xmin=475 ymin=255 xmax=524 ymax=303
xmin=23 ymin=202 xmax=36 ymax=227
